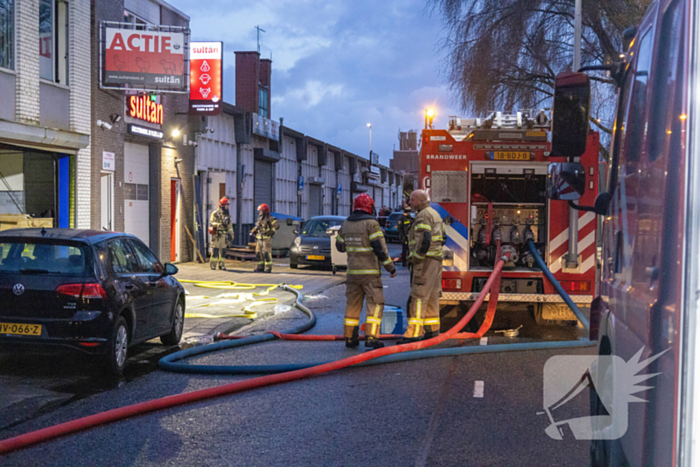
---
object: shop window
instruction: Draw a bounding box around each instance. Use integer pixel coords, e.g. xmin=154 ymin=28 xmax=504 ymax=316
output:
xmin=39 ymin=0 xmax=69 ymax=85
xmin=259 ymin=87 xmax=268 ymax=118
xmin=124 ymin=183 xmax=148 ymax=201
xmin=0 ymin=0 xmax=14 ymax=70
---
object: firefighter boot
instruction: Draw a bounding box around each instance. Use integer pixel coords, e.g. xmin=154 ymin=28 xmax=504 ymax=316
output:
xmin=423 ymin=330 xmax=440 ymax=340
xmin=345 ymin=328 xmax=359 ymax=348
xmin=396 ymin=337 xmax=422 ymax=345
xmin=210 ymin=260 xmax=216 ymax=270
xmin=365 ymin=337 xmax=384 ymax=349
xmin=221 ymin=262 xmax=227 ymax=271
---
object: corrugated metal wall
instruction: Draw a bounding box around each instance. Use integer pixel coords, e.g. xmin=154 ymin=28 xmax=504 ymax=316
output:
xmin=322 ymin=152 xmax=335 ymax=215
xmin=300 ymin=145 xmax=318 ymax=219
xmin=275 ymin=135 xmax=298 ymax=216
xmin=240 ymin=145 xmax=255 ymax=224
xmin=338 ymin=156 xmax=352 ymax=216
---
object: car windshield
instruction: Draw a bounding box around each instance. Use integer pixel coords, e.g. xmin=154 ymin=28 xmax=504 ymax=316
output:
xmin=0 ymin=241 xmax=90 ymax=275
xmin=388 ymin=213 xmax=402 ymax=222
xmin=302 ymin=219 xmax=343 ymax=237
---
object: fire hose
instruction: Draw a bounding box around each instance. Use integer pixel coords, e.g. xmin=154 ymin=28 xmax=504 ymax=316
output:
xmin=0 ymin=241 xmax=592 ymax=455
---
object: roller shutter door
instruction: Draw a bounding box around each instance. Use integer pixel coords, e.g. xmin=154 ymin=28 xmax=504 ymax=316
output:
xmin=254 ymin=159 xmax=273 ymax=211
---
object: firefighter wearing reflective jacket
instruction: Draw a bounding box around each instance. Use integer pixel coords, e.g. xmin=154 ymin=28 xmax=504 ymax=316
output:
xmin=398 ymin=189 xmax=444 ymax=344
xmin=398 ymin=205 xmax=413 ymax=267
xmin=252 ymin=204 xmax=279 ymax=273
xmin=210 ymin=197 xmax=233 ymax=270
xmin=336 ymin=193 xmax=397 ymax=349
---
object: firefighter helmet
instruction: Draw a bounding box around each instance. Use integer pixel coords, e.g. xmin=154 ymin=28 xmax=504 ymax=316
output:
xmin=257 ymin=203 xmax=270 ymax=213
xmin=353 ymin=193 xmax=375 ymax=215
xmin=219 ymin=197 xmax=229 ymax=207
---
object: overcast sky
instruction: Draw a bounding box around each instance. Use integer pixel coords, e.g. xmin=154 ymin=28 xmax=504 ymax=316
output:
xmin=168 ymin=0 xmax=459 ymax=166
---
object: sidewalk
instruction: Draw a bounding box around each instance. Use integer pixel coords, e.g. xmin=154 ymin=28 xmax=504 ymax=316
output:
xmin=175 ymin=258 xmax=346 ymax=342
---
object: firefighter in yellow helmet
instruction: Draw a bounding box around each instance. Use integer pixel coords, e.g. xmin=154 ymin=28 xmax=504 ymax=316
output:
xmin=336 ymin=193 xmax=396 ymax=349
xmin=209 ymin=197 xmax=233 ymax=270
xmin=397 ymin=189 xmax=444 ymax=344
xmin=252 ymin=203 xmax=279 ymax=273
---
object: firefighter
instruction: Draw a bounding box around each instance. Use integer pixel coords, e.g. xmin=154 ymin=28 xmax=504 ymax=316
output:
xmin=336 ymin=193 xmax=397 ymax=349
xmin=252 ymin=204 xmax=279 ymax=273
xmin=209 ymin=197 xmax=233 ymax=270
xmin=397 ymin=189 xmax=444 ymax=344
xmin=398 ymin=204 xmax=413 ymax=267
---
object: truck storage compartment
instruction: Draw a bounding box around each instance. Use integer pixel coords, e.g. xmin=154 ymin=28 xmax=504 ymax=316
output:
xmin=469 ymin=164 xmax=547 ymax=270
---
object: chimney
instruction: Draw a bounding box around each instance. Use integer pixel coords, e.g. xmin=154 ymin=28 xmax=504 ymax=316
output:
xmin=235 ymin=51 xmax=261 ymax=114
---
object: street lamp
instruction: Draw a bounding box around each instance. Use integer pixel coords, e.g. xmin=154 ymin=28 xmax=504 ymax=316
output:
xmin=367 ymin=123 xmax=372 ymax=158
xmin=425 ymin=108 xmax=435 ymax=129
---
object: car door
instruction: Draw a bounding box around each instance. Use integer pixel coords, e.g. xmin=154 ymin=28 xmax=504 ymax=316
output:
xmin=129 ymin=238 xmax=173 ymax=334
xmin=106 ymin=238 xmax=152 ymax=341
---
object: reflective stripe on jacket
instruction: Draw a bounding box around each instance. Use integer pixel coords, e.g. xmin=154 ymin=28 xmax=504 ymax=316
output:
xmin=409 ymin=205 xmax=443 ymax=262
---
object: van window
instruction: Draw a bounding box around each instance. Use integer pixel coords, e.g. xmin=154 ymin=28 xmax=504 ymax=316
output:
xmin=625 ymin=29 xmax=654 ymax=162
xmin=648 ymin=0 xmax=684 ymax=162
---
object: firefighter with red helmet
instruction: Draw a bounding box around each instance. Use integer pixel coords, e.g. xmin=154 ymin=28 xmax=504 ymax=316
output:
xmin=397 ymin=189 xmax=444 ymax=344
xmin=336 ymin=193 xmax=396 ymax=349
xmin=209 ymin=197 xmax=233 ymax=270
xmin=251 ymin=203 xmax=279 ymax=273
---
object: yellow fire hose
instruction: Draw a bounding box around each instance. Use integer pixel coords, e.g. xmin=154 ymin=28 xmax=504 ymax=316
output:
xmin=179 ymin=279 xmax=303 ymax=320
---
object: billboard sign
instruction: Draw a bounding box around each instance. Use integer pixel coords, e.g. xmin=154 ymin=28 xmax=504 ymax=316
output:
xmin=101 ymin=24 xmax=188 ymax=92
xmin=189 ymin=41 xmax=223 ymax=115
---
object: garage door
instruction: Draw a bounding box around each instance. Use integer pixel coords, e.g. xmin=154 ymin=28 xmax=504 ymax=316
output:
xmin=124 ymin=142 xmax=150 ymax=246
xmin=254 ymin=159 xmax=272 ymax=212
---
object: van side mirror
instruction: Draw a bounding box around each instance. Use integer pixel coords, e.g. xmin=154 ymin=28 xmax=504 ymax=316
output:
xmin=551 ymin=72 xmax=591 ymax=159
xmin=546 ymin=162 xmax=585 ymax=200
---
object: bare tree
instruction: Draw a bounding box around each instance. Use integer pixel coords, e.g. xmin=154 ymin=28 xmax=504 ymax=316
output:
xmin=428 ymin=0 xmax=653 ymax=136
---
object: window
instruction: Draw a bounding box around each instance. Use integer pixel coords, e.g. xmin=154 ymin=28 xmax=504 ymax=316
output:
xmin=625 ymin=30 xmax=654 ymax=162
xmin=259 ymin=87 xmax=269 ymax=118
xmin=0 ymin=241 xmax=88 ymax=275
xmin=39 ymin=0 xmax=69 ymax=84
xmin=130 ymin=239 xmax=162 ymax=274
xmin=0 ymin=0 xmax=13 ymax=70
xmin=123 ymin=11 xmax=154 ymax=31
xmin=648 ymin=1 xmax=684 ymax=162
xmin=108 ymin=239 xmax=137 ymax=274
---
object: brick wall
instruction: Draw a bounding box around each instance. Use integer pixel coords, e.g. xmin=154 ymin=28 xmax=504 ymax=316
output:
xmin=235 ymin=52 xmax=260 ymax=114
xmin=70 ymin=0 xmax=92 ymax=228
xmin=15 ymin=0 xmax=40 ymax=124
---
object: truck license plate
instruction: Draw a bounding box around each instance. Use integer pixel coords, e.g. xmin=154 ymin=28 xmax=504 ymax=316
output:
xmin=493 ymin=151 xmax=531 ymax=161
xmin=307 ymin=255 xmax=325 ymax=260
xmin=0 ymin=323 xmax=42 ymax=336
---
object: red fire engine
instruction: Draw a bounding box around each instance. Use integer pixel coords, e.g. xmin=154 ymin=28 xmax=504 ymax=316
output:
xmin=419 ymin=111 xmax=599 ymax=325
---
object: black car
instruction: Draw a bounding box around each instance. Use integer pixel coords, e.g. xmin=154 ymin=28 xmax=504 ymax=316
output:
xmin=289 ymin=216 xmax=345 ymax=269
xmin=384 ymin=210 xmax=415 ymax=242
xmin=0 ymin=229 xmax=185 ymax=375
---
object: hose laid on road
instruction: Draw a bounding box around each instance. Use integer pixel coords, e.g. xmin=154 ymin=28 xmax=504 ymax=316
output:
xmin=0 ymin=244 xmax=592 ymax=455
xmin=0 ymin=262 xmax=504 ymax=454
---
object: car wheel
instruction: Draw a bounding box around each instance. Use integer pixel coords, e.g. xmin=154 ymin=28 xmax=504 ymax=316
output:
xmin=161 ymin=299 xmax=184 ymax=346
xmin=290 ymin=262 xmax=298 ymax=269
xmin=104 ymin=316 xmax=129 ymax=376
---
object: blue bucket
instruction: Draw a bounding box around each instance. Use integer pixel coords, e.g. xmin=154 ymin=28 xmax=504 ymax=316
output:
xmin=380 ymin=305 xmax=406 ymax=335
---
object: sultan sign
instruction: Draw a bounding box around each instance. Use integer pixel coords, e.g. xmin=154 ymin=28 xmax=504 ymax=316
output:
xmin=102 ymin=24 xmax=188 ymax=92
xmin=189 ymin=41 xmax=223 ymax=115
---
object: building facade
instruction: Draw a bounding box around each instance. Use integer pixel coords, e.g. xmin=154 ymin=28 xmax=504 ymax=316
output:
xmin=90 ymin=0 xmax=195 ymax=263
xmin=390 ymin=130 xmax=420 ymax=196
xmin=0 ymin=0 xmax=91 ymax=228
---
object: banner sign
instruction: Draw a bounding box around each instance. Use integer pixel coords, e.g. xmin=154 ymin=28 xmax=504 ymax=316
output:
xmin=189 ymin=41 xmax=223 ymax=115
xmin=252 ymin=114 xmax=280 ymax=139
xmin=101 ymin=24 xmax=188 ymax=92
xmin=128 ymin=124 xmax=163 ymax=139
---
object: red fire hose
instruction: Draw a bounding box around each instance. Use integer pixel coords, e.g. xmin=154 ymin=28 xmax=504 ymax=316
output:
xmin=0 ymin=261 xmax=506 ymax=455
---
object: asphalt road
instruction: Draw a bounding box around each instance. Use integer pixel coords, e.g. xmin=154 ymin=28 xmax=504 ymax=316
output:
xmin=0 ymin=257 xmax=595 ymax=466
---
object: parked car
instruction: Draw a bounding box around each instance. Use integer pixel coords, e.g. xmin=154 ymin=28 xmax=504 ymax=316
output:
xmin=0 ymin=229 xmax=185 ymax=375
xmin=384 ymin=210 xmax=415 ymax=242
xmin=289 ymin=216 xmax=345 ymax=269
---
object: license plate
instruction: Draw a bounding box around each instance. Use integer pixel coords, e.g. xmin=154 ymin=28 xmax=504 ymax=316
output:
xmin=306 ymin=255 xmax=325 ymax=260
xmin=493 ymin=151 xmax=531 ymax=161
xmin=0 ymin=323 xmax=42 ymax=336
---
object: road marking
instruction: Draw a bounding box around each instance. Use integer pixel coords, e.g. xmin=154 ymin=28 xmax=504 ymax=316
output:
xmin=473 ymin=381 xmax=484 ymax=398
xmin=479 ymin=337 xmax=488 ymax=345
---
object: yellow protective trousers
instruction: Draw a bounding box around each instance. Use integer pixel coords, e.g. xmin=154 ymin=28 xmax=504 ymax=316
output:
xmin=404 ymin=258 xmax=442 ymax=338
xmin=343 ymin=276 xmax=385 ymax=339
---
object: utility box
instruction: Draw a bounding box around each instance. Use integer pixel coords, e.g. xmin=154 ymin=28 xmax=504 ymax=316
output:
xmin=327 ymin=225 xmax=346 ymax=275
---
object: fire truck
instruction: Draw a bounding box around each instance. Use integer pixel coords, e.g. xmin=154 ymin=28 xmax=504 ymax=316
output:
xmin=419 ymin=111 xmax=599 ymax=326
